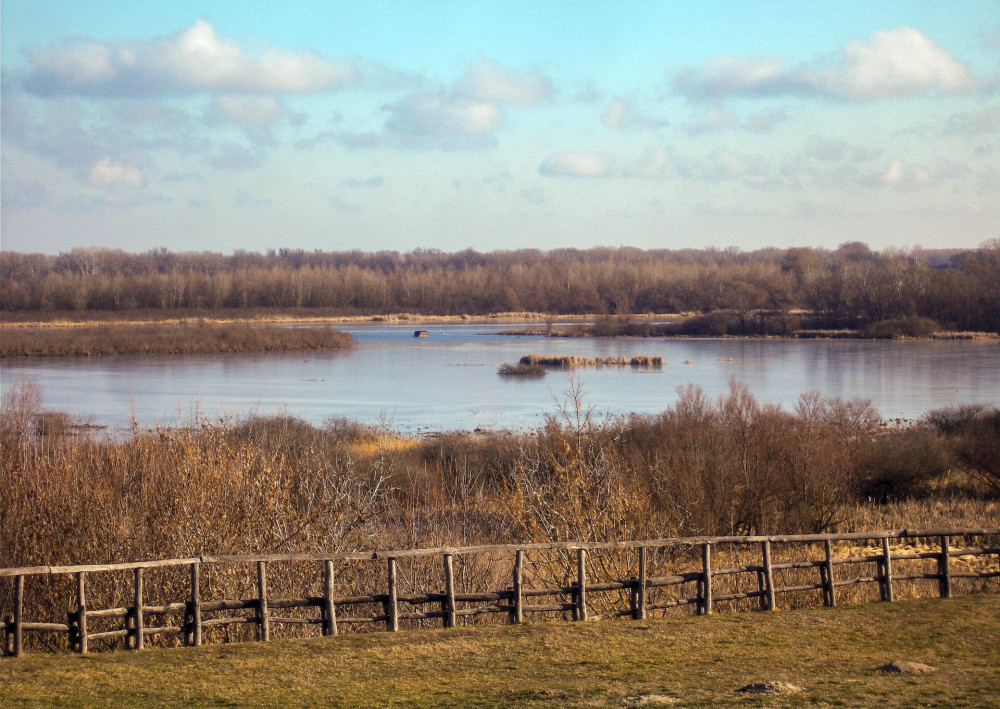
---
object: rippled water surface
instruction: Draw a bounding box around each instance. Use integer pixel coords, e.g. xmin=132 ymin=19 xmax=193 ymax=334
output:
xmin=3 ymin=323 xmax=998 ymax=433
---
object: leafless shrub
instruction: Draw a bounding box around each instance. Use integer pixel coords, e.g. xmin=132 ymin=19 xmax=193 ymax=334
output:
xmin=927 ymin=406 xmax=1000 ymax=494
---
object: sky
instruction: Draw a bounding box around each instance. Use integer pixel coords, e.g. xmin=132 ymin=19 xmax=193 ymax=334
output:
xmin=2 ymin=1 xmax=999 ymax=255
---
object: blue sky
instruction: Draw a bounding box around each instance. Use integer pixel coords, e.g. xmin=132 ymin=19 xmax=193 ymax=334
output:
xmin=3 ymin=1 xmax=999 ymax=255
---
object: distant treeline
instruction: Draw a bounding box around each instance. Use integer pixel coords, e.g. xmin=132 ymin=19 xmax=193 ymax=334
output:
xmin=2 ymin=242 xmax=998 ymax=332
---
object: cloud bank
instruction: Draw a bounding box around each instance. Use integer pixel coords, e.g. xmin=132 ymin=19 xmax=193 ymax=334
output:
xmin=674 ymin=27 xmax=978 ymax=102
xmin=340 ymin=60 xmax=553 ymax=151
xmin=22 ymin=20 xmax=357 ymax=96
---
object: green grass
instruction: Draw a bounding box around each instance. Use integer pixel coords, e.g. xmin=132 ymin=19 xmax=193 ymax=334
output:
xmin=3 ymin=595 xmax=999 ymax=708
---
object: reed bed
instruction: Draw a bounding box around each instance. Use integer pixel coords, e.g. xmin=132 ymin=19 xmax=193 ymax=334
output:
xmin=0 ymin=322 xmax=354 ymax=357
xmin=516 ymin=354 xmax=663 ymax=368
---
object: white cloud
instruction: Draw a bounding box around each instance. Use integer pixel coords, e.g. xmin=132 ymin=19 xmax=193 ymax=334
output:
xmin=674 ymin=149 xmax=777 ymax=188
xmin=674 ymin=26 xmax=980 ymax=102
xmin=22 ymin=19 xmax=357 ymax=96
xmin=681 ymin=105 xmax=788 ymax=136
xmin=601 ymin=100 xmax=668 ymax=130
xmin=602 ymin=100 xmax=627 ymax=128
xmin=87 ymin=157 xmax=145 ymax=188
xmin=341 ymin=60 xmax=550 ymax=151
xmin=212 ymin=95 xmax=288 ymax=125
xmin=520 ymin=186 xmax=546 ymax=204
xmin=624 ymin=148 xmax=671 ymax=178
xmin=842 ymin=27 xmax=974 ymax=100
xmin=455 ymin=61 xmax=552 ymax=107
xmin=674 ymin=55 xmax=822 ymax=101
xmin=945 ymin=107 xmax=1000 ymax=135
xmin=745 ymin=109 xmax=789 ymax=134
xmin=539 ymin=151 xmax=615 ymax=177
xmin=381 ymin=93 xmax=502 ymax=150
xmin=209 ymin=143 xmax=265 ymax=170
xmin=340 ymin=176 xmax=385 ymax=189
xmin=234 ymin=189 xmax=272 ymax=208
xmin=539 ymin=148 xmax=671 ymax=179
xmin=880 ymin=159 xmax=933 ymax=187
xmin=681 ymin=106 xmax=739 ymax=135
xmin=2 ymin=180 xmax=53 ymax=209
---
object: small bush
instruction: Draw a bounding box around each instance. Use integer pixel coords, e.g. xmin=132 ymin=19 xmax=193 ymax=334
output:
xmin=856 ymin=427 xmax=951 ymax=502
xmin=629 ymin=355 xmax=663 ymax=367
xmin=927 ymin=405 xmax=1000 ymax=494
xmin=925 ymin=405 xmax=988 ymax=435
xmin=33 ymin=411 xmax=72 ymax=437
xmin=498 ymin=362 xmax=546 ymax=376
xmin=863 ymin=317 xmax=941 ymax=338
xmin=669 ymin=311 xmax=736 ymax=336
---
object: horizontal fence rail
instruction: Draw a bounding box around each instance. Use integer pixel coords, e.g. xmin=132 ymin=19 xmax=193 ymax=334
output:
xmin=2 ymin=527 xmax=998 ymax=658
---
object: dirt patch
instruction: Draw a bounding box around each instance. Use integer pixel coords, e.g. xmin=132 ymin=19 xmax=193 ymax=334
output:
xmin=736 ymin=681 xmax=803 ymax=695
xmin=878 ymin=660 xmax=937 ymax=674
xmin=622 ymin=694 xmax=678 ymax=706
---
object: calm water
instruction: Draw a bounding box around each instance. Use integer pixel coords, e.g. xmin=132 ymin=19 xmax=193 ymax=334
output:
xmin=2 ymin=323 xmax=998 ymax=433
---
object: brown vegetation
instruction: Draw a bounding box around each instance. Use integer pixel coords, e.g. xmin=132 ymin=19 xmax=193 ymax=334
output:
xmin=516 ymin=354 xmax=664 ymax=368
xmin=0 ymin=322 xmax=353 ymax=357
xmin=2 ymin=380 xmax=995 ymax=575
xmin=497 ymin=362 xmax=547 ymax=376
xmin=3 ymin=241 xmax=999 ymax=333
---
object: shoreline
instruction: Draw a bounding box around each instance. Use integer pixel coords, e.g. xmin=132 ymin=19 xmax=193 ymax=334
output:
xmin=2 ymin=310 xmax=996 ymax=351
xmin=497 ymin=327 xmax=1000 ymax=341
xmin=1 ymin=310 xmax=683 ymax=328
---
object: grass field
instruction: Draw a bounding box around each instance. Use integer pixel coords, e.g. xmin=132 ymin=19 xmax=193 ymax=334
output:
xmin=2 ymin=595 xmax=998 ymax=708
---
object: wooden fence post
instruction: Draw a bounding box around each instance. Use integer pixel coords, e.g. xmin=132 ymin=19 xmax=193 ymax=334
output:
xmin=133 ymin=568 xmax=145 ymax=650
xmin=257 ymin=561 xmax=270 ymax=642
xmin=443 ymin=554 xmax=456 ymax=629
xmin=761 ymin=540 xmax=776 ymax=611
xmin=700 ymin=543 xmax=713 ymax=615
xmin=511 ymin=550 xmax=524 ymax=625
xmin=322 ymin=560 xmax=337 ymax=637
xmin=386 ymin=558 xmax=399 ymax=632
xmin=189 ymin=561 xmax=202 ymax=646
xmin=939 ymin=535 xmax=951 ymax=599
xmin=575 ymin=549 xmax=588 ymax=622
xmin=76 ymin=572 xmax=88 ymax=654
xmin=634 ymin=546 xmax=648 ymax=620
xmin=823 ymin=539 xmax=836 ymax=607
xmin=880 ymin=537 xmax=894 ymax=603
xmin=13 ymin=575 xmax=24 ymax=658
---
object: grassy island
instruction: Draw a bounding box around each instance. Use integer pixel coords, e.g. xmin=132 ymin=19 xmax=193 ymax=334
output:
xmin=0 ymin=321 xmax=354 ymax=357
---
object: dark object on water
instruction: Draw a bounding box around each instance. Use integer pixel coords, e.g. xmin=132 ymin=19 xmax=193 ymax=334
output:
xmin=414 ymin=330 xmax=429 ymax=338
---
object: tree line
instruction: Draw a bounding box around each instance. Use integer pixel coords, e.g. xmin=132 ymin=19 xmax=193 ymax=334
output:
xmin=2 ymin=242 xmax=998 ymax=332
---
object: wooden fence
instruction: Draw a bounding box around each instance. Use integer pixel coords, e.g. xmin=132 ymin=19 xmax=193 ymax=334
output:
xmin=2 ymin=527 xmax=998 ymax=658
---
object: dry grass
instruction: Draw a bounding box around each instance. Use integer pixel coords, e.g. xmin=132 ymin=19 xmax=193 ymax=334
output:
xmin=1 ymin=595 xmax=998 ymax=708
xmin=0 ymin=322 xmax=353 ymax=357
xmin=517 ymin=354 xmax=663 ymax=368
xmin=499 ymin=362 xmax=548 ymax=376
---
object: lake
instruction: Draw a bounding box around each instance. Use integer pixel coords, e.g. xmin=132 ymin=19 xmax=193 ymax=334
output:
xmin=2 ymin=322 xmax=998 ymax=433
